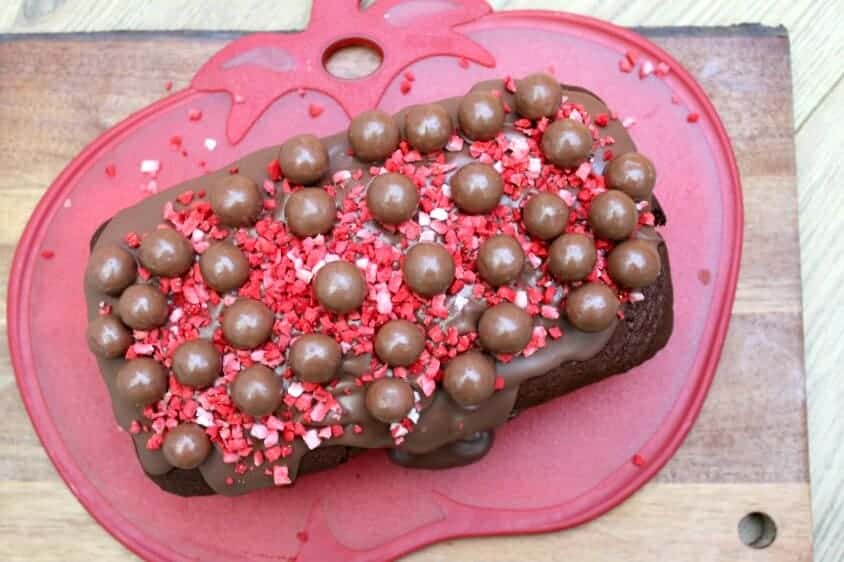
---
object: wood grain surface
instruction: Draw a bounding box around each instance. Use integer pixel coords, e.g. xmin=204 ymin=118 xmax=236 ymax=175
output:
xmin=0 ymin=16 xmax=821 ymax=562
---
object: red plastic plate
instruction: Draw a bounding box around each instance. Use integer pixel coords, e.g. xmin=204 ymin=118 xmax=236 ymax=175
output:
xmin=8 ymin=2 xmax=741 ymax=560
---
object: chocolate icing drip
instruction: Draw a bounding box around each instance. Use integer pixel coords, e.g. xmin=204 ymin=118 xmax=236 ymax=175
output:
xmin=390 ymin=431 xmax=493 ymax=469
xmin=85 ymin=79 xmax=671 ymax=495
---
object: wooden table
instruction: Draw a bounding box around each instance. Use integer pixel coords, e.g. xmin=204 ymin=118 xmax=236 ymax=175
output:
xmin=0 ymin=1 xmax=841 ymax=561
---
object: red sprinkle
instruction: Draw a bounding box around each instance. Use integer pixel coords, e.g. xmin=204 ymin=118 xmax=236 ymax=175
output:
xmin=188 ymin=108 xmax=203 ymax=122
xmin=308 ymin=103 xmax=324 ymax=118
xmin=632 ymin=453 xmax=646 ymax=467
xmin=594 ymin=113 xmax=609 ymax=127
xmin=618 ymin=58 xmax=634 ymax=74
xmin=296 ymin=531 xmax=309 ymax=543
xmin=403 ymin=70 xmax=416 ymax=82
xmin=687 ymin=112 xmax=700 ymax=123
xmin=400 ymin=80 xmax=412 ymax=95
xmin=164 ymin=81 xmax=173 ymax=91
xmin=104 ymin=164 xmax=117 ymax=178
xmin=229 ymin=167 xmax=239 ymax=174
xmin=458 ymin=57 xmax=469 ymax=69
xmin=40 ymin=250 xmax=55 ymax=259
xmin=267 ymin=159 xmax=282 ymax=181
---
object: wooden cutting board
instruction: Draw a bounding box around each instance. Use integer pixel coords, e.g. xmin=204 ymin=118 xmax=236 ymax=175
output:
xmin=0 ymin=25 xmax=811 ymax=561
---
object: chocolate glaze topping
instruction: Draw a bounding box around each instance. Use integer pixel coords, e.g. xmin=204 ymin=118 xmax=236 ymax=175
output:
xmin=279 ymin=134 xmax=329 ymax=185
xmin=85 ymin=243 xmax=137 ymax=295
xmin=405 ymin=103 xmax=453 ymax=153
xmin=284 ymin=188 xmax=336 ymax=237
xmin=348 ymin=110 xmax=400 ymax=162
xmin=84 ymin=76 xmax=672 ymax=496
xmin=138 ymin=228 xmax=195 ymax=278
xmin=86 ymin=314 xmax=132 ymax=359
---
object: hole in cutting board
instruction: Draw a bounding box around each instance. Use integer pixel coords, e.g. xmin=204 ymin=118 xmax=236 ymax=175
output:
xmin=738 ymin=512 xmax=777 ymax=549
xmin=323 ymin=38 xmax=383 ymax=79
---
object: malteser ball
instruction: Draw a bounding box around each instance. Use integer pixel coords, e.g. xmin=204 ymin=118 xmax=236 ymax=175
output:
xmin=403 ymin=243 xmax=455 ymax=297
xmin=115 ymin=358 xmax=168 ymax=407
xmin=541 ymin=119 xmax=593 ymax=169
xmin=374 ymin=320 xmax=425 ymax=367
xmin=603 ymin=152 xmax=656 ymax=201
xmin=199 ymin=242 xmax=250 ymax=292
xmin=547 ymin=233 xmax=596 ymax=282
xmin=450 ymin=162 xmax=503 ymax=214
xmin=162 ymin=424 xmax=211 ymax=469
xmin=230 ymin=364 xmax=282 ymax=417
xmin=279 ymin=134 xmax=329 ymax=185
xmin=588 ymin=190 xmax=638 ymax=241
xmin=172 ymin=339 xmax=221 ymax=388
xmin=443 ymin=351 xmax=497 ymax=406
xmin=139 ymin=228 xmax=195 ymax=278
xmin=209 ymin=174 xmax=264 ymax=227
xmin=607 ymin=239 xmax=661 ymax=288
xmin=285 ymin=188 xmax=336 ymax=237
xmin=477 ymin=235 xmax=525 ymax=287
xmin=405 ymin=103 xmax=452 ymax=153
xmin=515 ymin=73 xmax=562 ymax=119
xmin=86 ymin=243 xmax=137 ymax=295
xmin=478 ymin=303 xmax=533 ymax=354
xmin=289 ymin=334 xmax=342 ymax=384
xmin=458 ymin=91 xmax=504 ymax=141
xmin=523 ymin=192 xmax=569 ymax=240
xmin=365 ymin=378 xmax=414 ymax=423
xmin=565 ymin=282 xmax=619 ymax=332
xmin=348 ymin=110 xmax=400 ymax=162
xmin=117 ymin=284 xmax=169 ymax=330
xmin=221 ymin=298 xmax=274 ymax=349
xmin=313 ymin=261 xmax=366 ymax=314
xmin=366 ymin=173 xmax=419 ymax=225
xmin=86 ymin=315 xmax=132 ymax=359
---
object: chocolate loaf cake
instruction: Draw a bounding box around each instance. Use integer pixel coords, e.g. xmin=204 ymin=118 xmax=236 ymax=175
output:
xmin=84 ymin=74 xmax=673 ymax=497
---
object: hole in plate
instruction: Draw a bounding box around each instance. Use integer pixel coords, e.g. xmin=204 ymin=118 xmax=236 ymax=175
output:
xmin=738 ymin=512 xmax=777 ymax=549
xmin=323 ymin=38 xmax=383 ymax=79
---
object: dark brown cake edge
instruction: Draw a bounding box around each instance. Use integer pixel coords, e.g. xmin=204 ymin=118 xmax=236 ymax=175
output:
xmin=135 ymin=201 xmax=672 ymax=497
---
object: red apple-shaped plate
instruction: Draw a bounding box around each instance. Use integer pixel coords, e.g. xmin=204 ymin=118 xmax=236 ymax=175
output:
xmin=8 ymin=1 xmax=741 ymax=560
